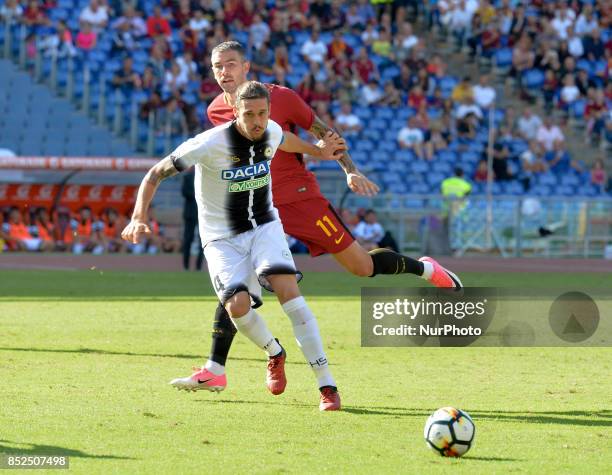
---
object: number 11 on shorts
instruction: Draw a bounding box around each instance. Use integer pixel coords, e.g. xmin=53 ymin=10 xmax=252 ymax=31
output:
xmin=315 ymin=215 xmax=338 ymax=237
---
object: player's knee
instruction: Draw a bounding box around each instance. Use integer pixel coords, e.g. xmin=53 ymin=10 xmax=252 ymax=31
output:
xmin=224 ymin=292 xmax=251 ymax=318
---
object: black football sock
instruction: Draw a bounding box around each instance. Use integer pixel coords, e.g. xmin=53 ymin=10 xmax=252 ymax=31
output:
xmin=368 ymin=248 xmax=424 ymax=277
xmin=209 ymin=302 xmax=237 ymax=366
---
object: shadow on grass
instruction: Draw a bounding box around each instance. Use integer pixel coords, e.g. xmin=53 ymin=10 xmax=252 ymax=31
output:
xmin=195 ymin=400 xmax=611 ymax=427
xmin=462 ymin=456 xmax=522 ymax=462
xmin=0 ymin=346 xmax=312 ymax=365
xmin=0 ymin=440 xmax=134 ymax=460
xmin=342 ymin=406 xmax=612 ymax=427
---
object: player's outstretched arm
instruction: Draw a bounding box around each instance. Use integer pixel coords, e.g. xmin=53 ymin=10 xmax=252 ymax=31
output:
xmin=121 ymin=156 xmax=179 ymax=244
xmin=309 ymin=115 xmax=380 ymax=197
xmin=279 ymin=130 xmax=346 ymax=160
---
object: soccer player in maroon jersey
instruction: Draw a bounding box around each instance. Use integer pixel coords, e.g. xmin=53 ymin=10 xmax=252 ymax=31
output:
xmin=170 ymin=41 xmax=462 ymax=393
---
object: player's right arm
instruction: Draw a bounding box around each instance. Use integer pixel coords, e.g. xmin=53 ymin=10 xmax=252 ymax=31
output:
xmin=122 ymin=156 xmax=179 ymax=244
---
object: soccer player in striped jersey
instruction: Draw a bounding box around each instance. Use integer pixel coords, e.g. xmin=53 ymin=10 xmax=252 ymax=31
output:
xmin=122 ymin=81 xmax=345 ymax=410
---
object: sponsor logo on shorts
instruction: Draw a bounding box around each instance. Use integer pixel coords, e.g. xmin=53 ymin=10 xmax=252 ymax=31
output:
xmin=334 ymin=233 xmax=345 ymax=245
xmin=221 ymin=161 xmax=270 ymax=181
xmin=228 ymin=175 xmax=270 ymax=192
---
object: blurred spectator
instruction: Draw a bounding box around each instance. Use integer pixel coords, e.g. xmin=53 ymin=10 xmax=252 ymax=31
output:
xmin=451 ymin=76 xmax=474 ymax=104
xmin=359 ymin=78 xmax=383 ymax=106
xmin=545 ymin=141 xmax=580 ymax=174
xmin=536 ymin=118 xmax=565 ymax=152
xmin=360 ymin=21 xmax=379 ymax=47
xmin=141 ymin=66 xmax=160 ymax=94
xmin=296 ymin=73 xmax=315 ymax=103
xmin=76 ymin=21 xmax=97 ymax=52
xmin=474 ymin=159 xmax=488 ymax=182
xmin=425 ymin=122 xmax=449 ymax=160
xmin=199 ymin=69 xmax=222 ymax=103
xmin=492 ymin=140 xmax=513 ymax=181
xmin=353 ymin=209 xmax=384 ymax=251
xmin=472 ymin=74 xmax=496 ymax=110
xmin=352 ymin=47 xmax=378 ymax=84
xmin=112 ymin=57 xmax=142 ymax=96
xmin=310 ymin=80 xmax=332 ymax=109
xmin=327 ymin=29 xmax=352 ymax=62
xmin=335 ymin=102 xmax=362 ymax=136
xmin=398 ymin=117 xmax=425 ymax=159
xmin=542 ymin=69 xmax=559 ymax=113
xmin=0 ymin=0 xmax=23 ymax=25
xmin=111 ymin=21 xmax=137 ymax=55
xmin=139 ymin=90 xmax=164 ymax=126
xmin=520 ymin=140 xmax=548 ymax=175
xmin=585 ymin=89 xmax=608 ymax=144
xmin=393 ymin=63 xmax=412 ymax=93
xmin=517 ymin=108 xmax=543 ymax=141
xmin=379 ymin=82 xmax=402 ymax=107
xmin=40 ymin=20 xmax=76 ymax=58
xmin=23 ymin=0 xmax=50 ymax=29
xmin=575 ymin=5 xmax=598 ymax=37
xmin=79 ymin=0 xmax=108 ymax=33
xmin=146 ymin=6 xmax=171 ymax=38
xmin=308 ymin=0 xmax=332 ymax=28
xmin=394 ymin=22 xmax=419 ymax=61
xmin=2 ymin=208 xmax=48 ymax=252
xmin=582 ymin=28 xmax=604 ymax=61
xmin=189 ymin=9 xmax=211 ymax=41
xmin=273 ymin=44 xmax=292 ymax=74
xmin=160 ymin=98 xmax=189 ymax=138
xmin=590 ymin=159 xmax=607 ymax=191
xmin=250 ymin=41 xmax=275 ymax=77
xmin=71 ymin=206 xmax=104 ymax=255
xmin=300 ymin=29 xmax=327 ymax=64
xmin=559 ymin=74 xmax=581 ymax=111
xmin=371 ymin=28 xmax=394 ymax=63
xmin=223 ymin=0 xmax=255 ymax=29
xmin=449 ymin=0 xmax=473 ymax=50
xmin=99 ymin=208 xmax=125 ymax=253
xmin=408 ymin=85 xmax=427 ymax=109
xmin=112 ymin=3 xmax=146 ymax=38
xmin=176 ymin=50 xmax=198 ymax=83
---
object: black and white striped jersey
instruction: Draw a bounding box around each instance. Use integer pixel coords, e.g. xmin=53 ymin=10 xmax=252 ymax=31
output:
xmin=170 ymin=119 xmax=284 ymax=246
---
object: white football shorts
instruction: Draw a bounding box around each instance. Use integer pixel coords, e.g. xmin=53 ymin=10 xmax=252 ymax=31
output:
xmin=203 ymin=220 xmax=302 ymax=306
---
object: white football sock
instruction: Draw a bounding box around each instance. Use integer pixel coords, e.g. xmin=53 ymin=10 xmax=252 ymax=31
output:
xmin=421 ymin=261 xmax=434 ymax=280
xmin=282 ymin=296 xmax=336 ymax=388
xmin=230 ymin=309 xmax=282 ymax=357
xmin=204 ymin=360 xmax=225 ymax=376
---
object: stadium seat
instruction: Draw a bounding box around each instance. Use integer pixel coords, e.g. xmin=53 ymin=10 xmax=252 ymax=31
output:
xmin=522 ymin=69 xmax=545 ymax=89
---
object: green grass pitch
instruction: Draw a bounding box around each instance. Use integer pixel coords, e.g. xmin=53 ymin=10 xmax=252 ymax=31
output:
xmin=1 ymin=269 xmax=611 ymax=474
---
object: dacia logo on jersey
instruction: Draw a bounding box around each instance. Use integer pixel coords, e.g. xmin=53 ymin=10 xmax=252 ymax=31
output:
xmin=221 ymin=161 xmax=271 ymax=181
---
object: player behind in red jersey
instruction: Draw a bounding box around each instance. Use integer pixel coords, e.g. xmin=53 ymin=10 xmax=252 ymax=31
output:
xmin=170 ymin=41 xmax=463 ymax=392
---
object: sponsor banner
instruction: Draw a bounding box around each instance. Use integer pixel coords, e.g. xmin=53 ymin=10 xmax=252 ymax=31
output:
xmin=361 ymin=287 xmax=611 ymax=347
xmin=0 ymin=156 xmax=157 ymax=171
xmin=0 ymin=184 xmax=138 ymax=213
xmin=221 ymin=161 xmax=271 ymax=180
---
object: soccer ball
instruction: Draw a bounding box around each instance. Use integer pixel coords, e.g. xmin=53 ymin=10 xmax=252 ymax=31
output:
xmin=424 ymin=407 xmax=475 ymax=457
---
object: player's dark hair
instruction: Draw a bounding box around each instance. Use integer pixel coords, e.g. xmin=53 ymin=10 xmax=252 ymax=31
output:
xmin=455 ymin=167 xmax=464 ymax=177
xmin=211 ymin=41 xmax=246 ymax=59
xmin=235 ymin=81 xmax=270 ymax=107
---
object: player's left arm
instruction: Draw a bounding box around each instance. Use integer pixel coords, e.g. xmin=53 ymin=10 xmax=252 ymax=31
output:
xmin=309 ymin=115 xmax=380 ymax=197
xmin=279 ymin=131 xmax=346 ymax=160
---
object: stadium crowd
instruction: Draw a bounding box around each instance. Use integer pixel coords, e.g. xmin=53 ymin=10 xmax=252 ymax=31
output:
xmin=1 ymin=0 xmax=610 ymax=254
xmin=0 ymin=205 xmax=179 ymax=253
